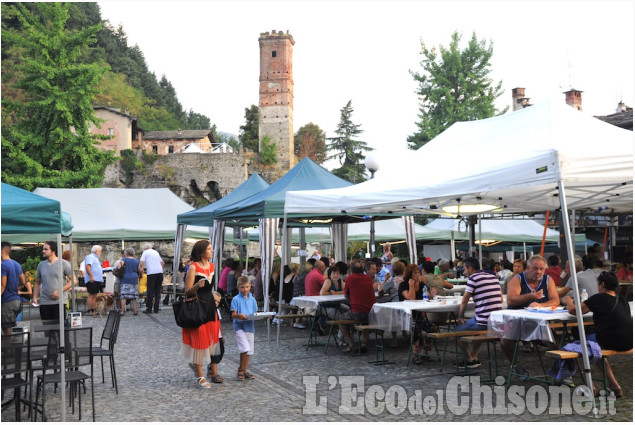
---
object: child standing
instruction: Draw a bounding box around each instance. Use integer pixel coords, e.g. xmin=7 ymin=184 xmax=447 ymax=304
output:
xmin=231 ymin=276 xmax=258 ymax=380
xmin=207 ymin=291 xmax=224 ymax=383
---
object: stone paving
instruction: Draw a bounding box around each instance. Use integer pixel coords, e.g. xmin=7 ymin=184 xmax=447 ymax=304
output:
xmin=4 ymin=307 xmax=632 ymax=422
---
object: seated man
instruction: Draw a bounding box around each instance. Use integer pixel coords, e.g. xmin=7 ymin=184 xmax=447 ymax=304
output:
xmin=455 ymin=257 xmax=503 ymax=368
xmin=500 ymin=254 xmax=559 ymax=376
xmin=557 ymin=257 xmax=599 ymax=300
xmin=339 ymin=261 xmax=376 ymax=353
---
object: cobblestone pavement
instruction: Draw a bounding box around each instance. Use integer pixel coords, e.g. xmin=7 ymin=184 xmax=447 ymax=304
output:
xmin=4 ymin=308 xmax=632 ymax=422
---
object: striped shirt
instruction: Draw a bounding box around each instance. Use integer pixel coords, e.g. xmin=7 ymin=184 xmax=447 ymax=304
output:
xmin=465 ymin=271 xmax=503 ymax=325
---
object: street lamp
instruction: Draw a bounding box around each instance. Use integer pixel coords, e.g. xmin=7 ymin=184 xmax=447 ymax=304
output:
xmin=364 ymin=154 xmax=380 ymax=256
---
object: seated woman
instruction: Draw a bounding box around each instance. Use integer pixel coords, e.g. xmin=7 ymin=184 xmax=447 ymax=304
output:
xmin=421 ymin=261 xmax=450 ymax=326
xmin=562 ymin=271 xmax=632 ymax=398
xmin=400 ymin=264 xmax=436 ymax=364
xmin=319 ymin=266 xmax=347 ymax=320
xmin=319 ymin=266 xmax=345 ymax=296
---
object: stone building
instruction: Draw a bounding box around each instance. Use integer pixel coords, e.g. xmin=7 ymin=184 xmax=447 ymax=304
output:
xmin=139 ymin=129 xmax=214 ymax=155
xmin=89 ymin=106 xmax=138 ymax=155
xmin=258 ymin=30 xmax=295 ymax=172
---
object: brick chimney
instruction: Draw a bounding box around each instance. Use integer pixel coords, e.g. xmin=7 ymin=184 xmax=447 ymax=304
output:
xmin=564 ymin=89 xmax=583 ymax=111
xmin=511 ymin=87 xmax=531 ymax=111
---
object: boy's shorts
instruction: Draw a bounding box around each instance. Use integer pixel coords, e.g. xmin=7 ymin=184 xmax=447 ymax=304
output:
xmin=235 ymin=330 xmax=255 ymax=355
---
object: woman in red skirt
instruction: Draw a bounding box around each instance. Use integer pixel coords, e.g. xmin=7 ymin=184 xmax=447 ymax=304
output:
xmin=181 ymin=240 xmax=221 ymax=389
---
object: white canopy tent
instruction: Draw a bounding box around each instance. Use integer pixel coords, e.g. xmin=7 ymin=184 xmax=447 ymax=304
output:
xmin=285 ymin=100 xmax=632 ymax=215
xmin=33 ymin=187 xmax=211 ymax=241
xmin=285 ymin=100 xmax=633 ymax=407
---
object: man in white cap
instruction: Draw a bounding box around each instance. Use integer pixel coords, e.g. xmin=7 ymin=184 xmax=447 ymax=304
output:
xmin=434 ymin=258 xmax=455 ymax=280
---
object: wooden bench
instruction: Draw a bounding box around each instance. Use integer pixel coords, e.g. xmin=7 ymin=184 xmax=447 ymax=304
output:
xmin=546 ymin=348 xmax=633 ymax=391
xmin=460 ymin=335 xmax=502 ymax=381
xmin=354 ymin=325 xmax=393 ymax=365
xmin=545 ymin=348 xmax=633 ymax=360
xmin=425 ymin=330 xmax=490 ymax=370
xmin=276 ymin=312 xmax=313 ymax=327
xmin=324 ymin=320 xmax=362 ymax=354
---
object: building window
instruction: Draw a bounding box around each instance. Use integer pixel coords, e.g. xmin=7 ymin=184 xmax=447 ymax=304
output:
xmin=272 ymin=50 xmax=277 ymax=58
xmin=168 ymin=146 xmax=174 ymax=154
xmin=108 ymin=128 xmax=114 ymax=136
xmin=152 ymin=145 xmax=158 ymax=154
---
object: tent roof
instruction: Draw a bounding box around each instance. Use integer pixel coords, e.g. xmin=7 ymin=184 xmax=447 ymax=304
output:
xmin=32 ymin=187 xmax=209 ymax=241
xmin=422 ymin=218 xmax=562 ymax=243
xmin=177 ymin=173 xmax=269 ymax=226
xmin=285 ymin=100 xmax=633 ymax=216
xmin=1 ymin=183 xmax=73 ymax=236
xmin=214 ymin=157 xmax=353 ymax=221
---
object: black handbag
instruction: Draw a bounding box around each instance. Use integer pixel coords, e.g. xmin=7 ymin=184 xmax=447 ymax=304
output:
xmin=172 ymin=295 xmax=209 ymax=329
xmin=113 ymin=260 xmax=126 ymax=278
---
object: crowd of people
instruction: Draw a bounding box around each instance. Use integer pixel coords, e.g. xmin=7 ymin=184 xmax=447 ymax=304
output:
xmin=1 ymin=238 xmax=632 ymax=396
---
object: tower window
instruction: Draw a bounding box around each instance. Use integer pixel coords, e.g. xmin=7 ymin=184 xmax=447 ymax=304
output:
xmin=272 ymin=50 xmax=277 ymax=58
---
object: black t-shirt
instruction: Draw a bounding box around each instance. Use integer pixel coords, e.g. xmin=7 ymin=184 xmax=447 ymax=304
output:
xmin=398 ymin=279 xmax=423 ymax=301
xmin=584 ymin=293 xmax=632 ymax=351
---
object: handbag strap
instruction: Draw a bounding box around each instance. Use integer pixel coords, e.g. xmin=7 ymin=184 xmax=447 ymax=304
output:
xmin=594 ymin=295 xmax=619 ymax=328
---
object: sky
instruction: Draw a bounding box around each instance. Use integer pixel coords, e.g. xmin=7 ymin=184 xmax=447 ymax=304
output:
xmin=97 ymin=0 xmax=634 ymax=173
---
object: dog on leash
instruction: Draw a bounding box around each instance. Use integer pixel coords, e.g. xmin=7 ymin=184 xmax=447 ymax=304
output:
xmin=94 ymin=294 xmax=115 ymax=317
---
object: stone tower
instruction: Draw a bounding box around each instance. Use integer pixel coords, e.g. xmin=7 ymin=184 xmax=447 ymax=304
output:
xmin=258 ymin=30 xmax=295 ymax=171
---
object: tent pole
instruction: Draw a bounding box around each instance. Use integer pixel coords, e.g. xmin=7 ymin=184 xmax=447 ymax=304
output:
xmin=69 ymin=235 xmax=76 ymax=312
xmin=558 ymin=179 xmax=598 ymax=415
xmin=523 ymin=242 xmax=526 ymax=260
xmin=571 ymin=209 xmax=576 ymax=255
xmin=478 ymin=215 xmax=482 ymax=263
xmin=277 ymin=214 xmax=288 ymax=345
xmin=299 ymin=227 xmax=306 ymax=268
xmin=57 ymin=233 xmax=67 ymax=421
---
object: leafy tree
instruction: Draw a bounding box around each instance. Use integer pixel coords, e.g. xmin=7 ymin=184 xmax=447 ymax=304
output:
xmin=185 ymin=109 xmax=211 ymax=130
xmin=327 ymin=100 xmax=371 ymax=183
xmin=259 ymin=134 xmax=277 ymax=165
xmin=1 ymin=2 xmax=115 ymax=190
xmin=239 ymin=105 xmax=259 ymax=152
xmin=407 ymin=31 xmax=507 ymax=150
xmin=295 ymin=122 xmax=326 ymax=164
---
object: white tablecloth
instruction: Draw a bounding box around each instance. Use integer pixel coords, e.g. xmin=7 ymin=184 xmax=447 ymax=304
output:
xmin=289 ymin=295 xmax=347 ymax=311
xmin=368 ymin=299 xmax=470 ymax=332
xmin=487 ymin=309 xmax=592 ymax=344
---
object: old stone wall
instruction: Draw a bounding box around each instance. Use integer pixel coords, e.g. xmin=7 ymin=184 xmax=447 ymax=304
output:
xmin=103 ymin=151 xmax=248 ymax=207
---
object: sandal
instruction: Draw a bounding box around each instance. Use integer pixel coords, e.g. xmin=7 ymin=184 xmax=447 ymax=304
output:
xmin=196 ymin=376 xmax=211 ymax=389
xmin=209 ymin=374 xmax=224 ymax=384
xmin=243 ymin=371 xmax=255 ymax=380
xmin=237 ymin=368 xmax=246 ymax=381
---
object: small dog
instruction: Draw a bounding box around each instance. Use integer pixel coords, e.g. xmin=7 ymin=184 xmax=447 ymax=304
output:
xmin=94 ymin=294 xmax=115 ymax=317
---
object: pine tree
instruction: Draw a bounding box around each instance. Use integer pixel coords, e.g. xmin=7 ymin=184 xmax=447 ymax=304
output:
xmin=407 ymin=31 xmax=507 ymax=150
xmin=327 ymin=100 xmax=371 ymax=183
xmin=1 ymin=2 xmax=114 ymax=190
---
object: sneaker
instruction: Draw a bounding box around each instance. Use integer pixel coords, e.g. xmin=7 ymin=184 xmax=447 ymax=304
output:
xmin=467 ymin=359 xmax=481 ymax=368
xmin=514 ymin=364 xmax=529 ymax=381
xmin=293 ymin=323 xmax=306 ymax=329
xmin=456 ymin=359 xmax=481 ymax=368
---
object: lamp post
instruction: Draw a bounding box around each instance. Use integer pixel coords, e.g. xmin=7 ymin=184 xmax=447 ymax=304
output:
xmin=364 ymin=154 xmax=380 ymax=257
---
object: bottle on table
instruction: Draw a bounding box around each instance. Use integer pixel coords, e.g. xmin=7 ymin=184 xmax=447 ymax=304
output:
xmin=422 ymin=285 xmax=429 ymax=301
xmin=580 ymin=289 xmax=588 ymax=302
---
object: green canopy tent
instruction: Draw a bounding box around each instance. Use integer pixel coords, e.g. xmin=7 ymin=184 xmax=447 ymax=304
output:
xmin=212 ymin=158 xmax=353 ymax=315
xmin=1 ymin=183 xmax=73 ymax=420
xmin=174 ymin=173 xmax=270 ymax=291
xmin=1 ymin=183 xmax=73 ymax=239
